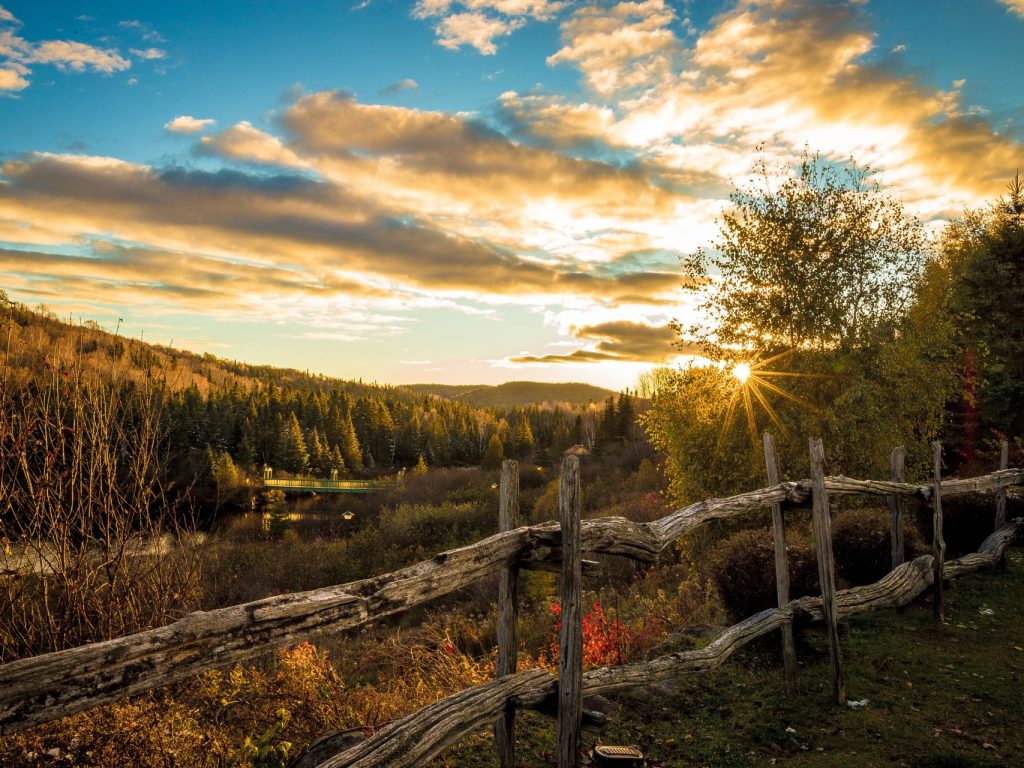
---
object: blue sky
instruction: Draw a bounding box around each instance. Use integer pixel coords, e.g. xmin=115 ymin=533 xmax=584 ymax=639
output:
xmin=1 ymin=0 xmax=1022 ymax=389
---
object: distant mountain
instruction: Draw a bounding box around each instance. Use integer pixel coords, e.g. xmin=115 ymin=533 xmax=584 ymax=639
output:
xmin=405 ymin=381 xmax=615 ymax=408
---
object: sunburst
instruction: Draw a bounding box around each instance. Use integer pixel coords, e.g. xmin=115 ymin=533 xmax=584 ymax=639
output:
xmin=717 ymin=348 xmax=819 ymax=453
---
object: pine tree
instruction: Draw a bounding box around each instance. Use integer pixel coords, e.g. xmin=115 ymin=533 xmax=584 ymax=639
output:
xmin=482 ymin=433 xmax=504 ymax=470
xmin=338 ymin=411 xmax=364 ymax=472
xmin=279 ymin=413 xmax=309 ymax=474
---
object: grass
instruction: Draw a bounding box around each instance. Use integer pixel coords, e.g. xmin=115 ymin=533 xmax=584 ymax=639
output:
xmin=435 ymin=547 xmax=1024 ymax=768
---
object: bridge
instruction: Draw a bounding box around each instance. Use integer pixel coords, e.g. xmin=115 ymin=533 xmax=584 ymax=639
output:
xmin=260 ymin=468 xmax=404 ymax=494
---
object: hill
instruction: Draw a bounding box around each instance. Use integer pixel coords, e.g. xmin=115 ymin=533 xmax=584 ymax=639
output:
xmin=406 ymin=380 xmax=615 ymax=408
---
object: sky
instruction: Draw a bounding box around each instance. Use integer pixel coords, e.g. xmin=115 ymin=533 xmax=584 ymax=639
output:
xmin=0 ymin=0 xmax=1022 ymax=390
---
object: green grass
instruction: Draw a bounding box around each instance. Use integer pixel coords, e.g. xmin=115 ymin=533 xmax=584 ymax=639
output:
xmin=436 ymin=548 xmax=1024 ymax=767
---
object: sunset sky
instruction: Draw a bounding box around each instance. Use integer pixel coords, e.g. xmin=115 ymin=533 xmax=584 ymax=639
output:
xmin=1 ymin=0 xmax=1022 ymax=390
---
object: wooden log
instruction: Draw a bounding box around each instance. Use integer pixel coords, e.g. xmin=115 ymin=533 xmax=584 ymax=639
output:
xmin=495 ymin=459 xmax=520 ymax=768
xmin=315 ymin=523 xmax=1023 ymax=768
xmin=763 ymin=432 xmax=796 ymax=692
xmin=996 ymin=440 xmax=1009 ymax=530
xmin=3 ymin=464 xmax=1024 ymax=734
xmin=316 ymin=668 xmax=555 ymax=768
xmin=943 ymin=518 xmax=1023 ymax=579
xmin=888 ymin=446 xmax=906 ymax=570
xmin=932 ymin=441 xmax=946 ymax=621
xmin=558 ymin=455 xmax=583 ymax=768
xmin=809 ymin=438 xmax=845 ymax=705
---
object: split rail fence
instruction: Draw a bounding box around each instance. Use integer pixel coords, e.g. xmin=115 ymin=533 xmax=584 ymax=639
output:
xmin=0 ymin=436 xmax=1021 ymax=768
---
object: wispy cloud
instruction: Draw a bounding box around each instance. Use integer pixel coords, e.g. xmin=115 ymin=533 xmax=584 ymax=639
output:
xmin=0 ymin=10 xmax=151 ymax=92
xmin=509 ymin=321 xmax=694 ymax=364
xmin=381 ymin=77 xmax=419 ymax=95
xmin=998 ymin=0 xmax=1024 ymax=18
xmin=413 ymin=0 xmax=561 ymax=54
xmin=130 ymin=47 xmax=166 ymax=61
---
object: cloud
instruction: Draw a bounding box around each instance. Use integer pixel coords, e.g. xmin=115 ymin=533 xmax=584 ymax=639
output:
xmin=165 ymin=115 xmax=216 ymax=134
xmin=509 ymin=321 xmax=697 ymax=364
xmin=547 ymin=0 xmax=677 ymax=95
xmin=381 ymin=78 xmax=419 ymax=95
xmin=431 ymin=11 xmax=523 ymax=54
xmin=0 ymin=66 xmax=27 ymax=90
xmin=0 ymin=14 xmax=142 ymax=90
xmin=998 ymin=0 xmax=1024 ymax=17
xmin=413 ymin=0 xmax=561 ymax=54
xmin=130 ymin=47 xmax=166 ymax=60
xmin=26 ymin=40 xmax=130 ymax=73
xmin=197 ymin=121 xmax=306 ymax=168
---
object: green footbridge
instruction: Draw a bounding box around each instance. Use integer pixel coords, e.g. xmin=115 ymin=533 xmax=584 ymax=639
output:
xmin=261 ymin=469 xmax=404 ymax=494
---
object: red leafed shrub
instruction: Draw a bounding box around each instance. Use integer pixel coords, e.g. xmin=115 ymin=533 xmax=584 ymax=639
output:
xmin=549 ymin=601 xmax=657 ymax=668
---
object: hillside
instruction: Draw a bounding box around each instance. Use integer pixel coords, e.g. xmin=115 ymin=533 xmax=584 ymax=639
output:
xmin=406 ymin=380 xmax=615 ymax=408
xmin=1 ymin=299 xmax=409 ymax=402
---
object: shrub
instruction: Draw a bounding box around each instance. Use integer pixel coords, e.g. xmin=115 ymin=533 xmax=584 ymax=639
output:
xmin=708 ymin=527 xmax=819 ymax=620
xmin=831 ymin=507 xmax=922 ymax=585
xmin=911 ymin=492 xmax=1014 ymax=558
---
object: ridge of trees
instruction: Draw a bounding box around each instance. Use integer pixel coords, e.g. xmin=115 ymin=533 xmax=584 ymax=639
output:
xmin=0 ymin=299 xmax=648 ymax=505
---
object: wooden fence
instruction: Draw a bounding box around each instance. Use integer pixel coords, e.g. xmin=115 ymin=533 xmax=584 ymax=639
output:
xmin=0 ymin=437 xmax=1021 ymax=768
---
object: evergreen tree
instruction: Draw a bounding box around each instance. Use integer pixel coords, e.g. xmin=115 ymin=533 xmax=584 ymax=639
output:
xmin=482 ymin=433 xmax=505 ymax=470
xmin=279 ymin=412 xmax=309 ymax=474
xmin=338 ymin=411 xmax=364 ymax=472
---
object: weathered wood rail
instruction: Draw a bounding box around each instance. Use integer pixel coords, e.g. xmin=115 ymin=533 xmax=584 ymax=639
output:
xmin=1 ymin=441 xmax=1021 ymax=768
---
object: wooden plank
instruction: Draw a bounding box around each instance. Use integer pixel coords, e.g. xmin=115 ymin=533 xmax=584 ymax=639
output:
xmin=558 ymin=455 xmax=583 ymax=768
xmin=932 ymin=441 xmax=946 ymax=621
xmin=809 ymin=438 xmax=845 ymax=705
xmin=763 ymin=432 xmax=796 ymax=692
xmin=888 ymin=446 xmax=906 ymax=570
xmin=996 ymin=440 xmax=1009 ymax=529
xmin=495 ymin=459 xmax=520 ymax=768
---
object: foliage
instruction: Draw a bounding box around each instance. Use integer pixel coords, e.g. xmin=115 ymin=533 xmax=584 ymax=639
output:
xmin=831 ymin=507 xmax=921 ymax=586
xmin=0 ymin=333 xmax=202 ymax=661
xmin=708 ymin=527 xmax=820 ymax=620
xmin=646 ymin=151 xmax=956 ymax=501
xmin=682 ymin=149 xmax=928 ymax=353
xmin=940 ymin=174 xmax=1024 ymax=462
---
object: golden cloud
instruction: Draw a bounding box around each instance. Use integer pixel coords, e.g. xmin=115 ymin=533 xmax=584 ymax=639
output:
xmin=509 ymin=320 xmax=699 ymax=364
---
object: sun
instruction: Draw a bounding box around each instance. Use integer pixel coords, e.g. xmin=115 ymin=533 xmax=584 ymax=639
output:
xmin=718 ymin=349 xmax=818 ymax=452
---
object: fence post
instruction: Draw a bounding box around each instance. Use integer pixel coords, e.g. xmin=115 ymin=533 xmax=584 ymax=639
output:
xmin=763 ymin=432 xmax=796 ymax=693
xmin=888 ymin=446 xmax=906 ymax=571
xmin=996 ymin=439 xmax=1009 ymax=530
xmin=932 ymin=441 xmax=945 ymax=621
xmin=558 ymin=455 xmax=583 ymax=768
xmin=809 ymin=437 xmax=845 ymax=705
xmin=495 ymin=459 xmax=520 ymax=768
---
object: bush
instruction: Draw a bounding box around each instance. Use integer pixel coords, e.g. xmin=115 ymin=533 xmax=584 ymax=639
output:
xmin=831 ymin=507 xmax=923 ymax=585
xmin=911 ymin=492 xmax=1018 ymax=558
xmin=709 ymin=527 xmax=819 ymax=620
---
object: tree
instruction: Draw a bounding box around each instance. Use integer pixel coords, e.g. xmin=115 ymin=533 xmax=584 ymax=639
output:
xmin=647 ymin=150 xmax=954 ymax=499
xmin=482 ymin=433 xmax=505 ymax=470
xmin=279 ymin=413 xmax=309 ymax=474
xmin=941 ymin=173 xmax=1024 ymax=460
xmin=682 ymin=149 xmax=928 ymax=354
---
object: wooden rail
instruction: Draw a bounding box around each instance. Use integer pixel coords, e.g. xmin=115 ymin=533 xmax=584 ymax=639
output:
xmin=310 ymin=520 xmax=1023 ymax=768
xmin=1 ymin=444 xmax=1021 ymax=763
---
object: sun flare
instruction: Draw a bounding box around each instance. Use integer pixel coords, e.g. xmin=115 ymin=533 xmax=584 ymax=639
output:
xmin=718 ymin=350 xmax=819 ymax=453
